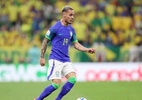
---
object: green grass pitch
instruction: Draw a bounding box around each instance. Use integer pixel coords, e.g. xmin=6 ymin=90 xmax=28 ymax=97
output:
xmin=0 ymin=81 xmax=142 ymax=100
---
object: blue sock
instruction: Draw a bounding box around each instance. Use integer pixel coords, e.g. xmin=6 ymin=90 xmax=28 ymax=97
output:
xmin=36 ymin=85 xmax=56 ymax=100
xmin=55 ymin=82 xmax=74 ymax=100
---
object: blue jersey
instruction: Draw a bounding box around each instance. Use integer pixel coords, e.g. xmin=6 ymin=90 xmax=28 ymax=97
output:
xmin=45 ymin=21 xmax=78 ymax=62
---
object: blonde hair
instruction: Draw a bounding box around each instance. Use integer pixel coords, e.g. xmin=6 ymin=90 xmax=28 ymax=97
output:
xmin=62 ymin=5 xmax=73 ymax=12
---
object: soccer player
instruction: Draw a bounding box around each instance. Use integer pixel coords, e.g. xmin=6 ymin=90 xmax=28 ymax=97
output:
xmin=35 ymin=5 xmax=95 ymax=100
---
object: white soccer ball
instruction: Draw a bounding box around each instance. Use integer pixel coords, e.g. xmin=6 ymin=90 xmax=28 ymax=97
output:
xmin=77 ymin=97 xmax=87 ymax=100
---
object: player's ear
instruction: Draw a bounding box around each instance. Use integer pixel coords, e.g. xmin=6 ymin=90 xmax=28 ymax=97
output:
xmin=62 ymin=12 xmax=66 ymax=18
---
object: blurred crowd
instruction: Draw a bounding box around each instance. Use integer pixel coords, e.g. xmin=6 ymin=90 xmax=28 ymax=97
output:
xmin=0 ymin=0 xmax=142 ymax=64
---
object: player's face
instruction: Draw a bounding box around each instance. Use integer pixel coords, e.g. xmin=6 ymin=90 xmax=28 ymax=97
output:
xmin=64 ymin=10 xmax=74 ymax=24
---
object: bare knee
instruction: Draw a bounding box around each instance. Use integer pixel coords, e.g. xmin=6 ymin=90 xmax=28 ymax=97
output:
xmin=65 ymin=72 xmax=76 ymax=79
xmin=65 ymin=72 xmax=77 ymax=84
xmin=51 ymin=79 xmax=61 ymax=89
xmin=52 ymin=79 xmax=61 ymax=85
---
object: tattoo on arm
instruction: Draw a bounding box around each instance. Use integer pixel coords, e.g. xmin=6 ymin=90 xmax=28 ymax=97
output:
xmin=41 ymin=38 xmax=48 ymax=58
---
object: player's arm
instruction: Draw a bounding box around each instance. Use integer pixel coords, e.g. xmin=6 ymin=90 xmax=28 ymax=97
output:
xmin=40 ymin=27 xmax=55 ymax=66
xmin=71 ymin=28 xmax=95 ymax=54
xmin=40 ymin=37 xmax=50 ymax=66
xmin=41 ymin=37 xmax=49 ymax=58
xmin=73 ymin=42 xmax=95 ymax=54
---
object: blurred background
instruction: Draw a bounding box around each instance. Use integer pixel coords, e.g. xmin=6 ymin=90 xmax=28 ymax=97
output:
xmin=0 ymin=0 xmax=142 ymax=65
xmin=0 ymin=0 xmax=142 ymax=100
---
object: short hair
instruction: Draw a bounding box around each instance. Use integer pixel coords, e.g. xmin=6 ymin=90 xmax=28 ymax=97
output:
xmin=62 ymin=5 xmax=74 ymax=12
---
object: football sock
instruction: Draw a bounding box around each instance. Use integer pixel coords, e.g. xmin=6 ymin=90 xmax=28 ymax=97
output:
xmin=36 ymin=83 xmax=59 ymax=100
xmin=55 ymin=77 xmax=76 ymax=100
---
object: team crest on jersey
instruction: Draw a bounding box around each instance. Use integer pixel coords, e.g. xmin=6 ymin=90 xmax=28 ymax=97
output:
xmin=46 ymin=30 xmax=50 ymax=36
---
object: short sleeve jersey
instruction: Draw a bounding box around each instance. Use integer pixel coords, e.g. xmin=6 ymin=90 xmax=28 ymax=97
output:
xmin=45 ymin=21 xmax=78 ymax=62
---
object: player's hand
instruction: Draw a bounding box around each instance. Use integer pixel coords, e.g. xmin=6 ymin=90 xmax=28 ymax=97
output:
xmin=87 ymin=48 xmax=95 ymax=54
xmin=40 ymin=58 xmax=46 ymax=67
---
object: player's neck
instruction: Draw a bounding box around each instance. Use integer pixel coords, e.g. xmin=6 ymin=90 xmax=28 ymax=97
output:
xmin=60 ymin=19 xmax=68 ymax=26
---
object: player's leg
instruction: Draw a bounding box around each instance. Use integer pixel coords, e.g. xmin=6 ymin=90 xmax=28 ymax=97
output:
xmin=36 ymin=59 xmax=63 ymax=100
xmin=55 ymin=62 xmax=76 ymax=100
xmin=36 ymin=79 xmax=61 ymax=100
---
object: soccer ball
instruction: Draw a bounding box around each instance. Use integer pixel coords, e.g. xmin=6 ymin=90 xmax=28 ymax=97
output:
xmin=77 ymin=97 xmax=87 ymax=100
